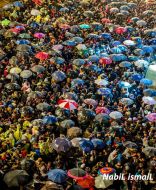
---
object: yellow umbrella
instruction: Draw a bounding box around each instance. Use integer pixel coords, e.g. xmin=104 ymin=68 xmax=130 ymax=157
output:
xmin=10 ymin=67 xmax=22 ymax=74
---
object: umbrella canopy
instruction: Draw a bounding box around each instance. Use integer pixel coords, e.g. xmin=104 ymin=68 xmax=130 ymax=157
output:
xmin=110 ymin=54 xmax=127 ymax=62
xmin=1 ymin=19 xmax=11 ymax=26
xmin=99 ymin=57 xmax=112 ymax=65
xmin=84 ymin=99 xmax=98 ymax=106
xmin=79 ymin=24 xmax=91 ymax=29
xmin=118 ymin=81 xmax=131 ymax=88
xmin=31 ymin=65 xmax=45 ymax=73
xmin=47 ymin=169 xmax=67 ymax=184
xmin=71 ymin=138 xmax=83 ymax=147
xmin=109 ymin=111 xmax=123 ymax=119
xmin=64 ymin=92 xmax=78 ymax=101
xmin=95 ymin=113 xmax=110 ymax=124
xmin=16 ymin=40 xmax=30 ymax=45
xmin=76 ymin=175 xmax=95 ymax=189
xmin=16 ymin=44 xmax=31 ymax=52
xmin=52 ymin=71 xmax=66 ymax=82
xmin=140 ymin=78 xmax=153 ymax=86
xmin=123 ymin=40 xmax=136 ymax=46
xmin=10 ymin=67 xmax=21 ymax=74
xmin=76 ymin=44 xmax=87 ymax=50
xmin=71 ymin=79 xmax=84 ymax=87
xmin=63 ymin=40 xmax=77 ymax=46
xmin=146 ymin=113 xmax=156 ymax=122
xmin=95 ymin=175 xmax=113 ymax=189
xmin=123 ymin=141 xmax=138 ymax=149
xmin=73 ymin=59 xmax=85 ymax=66
xmin=97 ymin=87 xmax=111 ymax=96
xmin=31 ymin=119 xmax=43 ymax=126
xmin=36 ymin=102 xmax=51 ymax=111
xmin=34 ymin=32 xmax=45 ymax=39
xmin=142 ymin=147 xmax=156 ymax=157
xmin=13 ymin=1 xmax=23 ymax=7
xmin=60 ymin=119 xmax=75 ymax=128
xmin=5 ymin=83 xmax=20 ymax=90
xmin=58 ymin=99 xmax=78 ymax=110
xmin=95 ymin=107 xmax=110 ymax=114
xmin=68 ymin=168 xmax=87 ymax=180
xmin=120 ymin=98 xmax=134 ymax=106
xmin=72 ymin=37 xmax=84 ymax=43
xmin=52 ymin=45 xmax=63 ymax=51
xmin=79 ymin=139 xmax=94 ymax=152
xmin=52 ymin=137 xmax=72 ymax=152
xmin=67 ymin=127 xmax=82 ymax=138
xmin=98 ymin=167 xmax=115 ymax=175
xmin=115 ymin=27 xmax=127 ymax=34
xmin=41 ymin=181 xmax=64 ymax=190
xmin=43 ymin=115 xmax=58 ymax=125
xmin=31 ymin=9 xmax=40 ymax=16
xmin=136 ymin=20 xmax=147 ymax=27
xmin=28 ymin=91 xmax=42 ymax=99
xmin=142 ymin=96 xmax=156 ymax=105
xmin=131 ymin=73 xmax=143 ymax=81
xmin=88 ymin=55 xmax=99 ymax=62
xmin=119 ymin=61 xmax=132 ymax=68
xmin=20 ymin=70 xmax=32 ymax=78
xmin=19 ymin=33 xmax=32 ymax=38
xmin=95 ymin=79 xmax=109 ymax=86
xmin=91 ymin=138 xmax=105 ymax=149
xmin=3 ymin=170 xmax=29 ymax=187
xmin=35 ymin=52 xmax=49 ymax=60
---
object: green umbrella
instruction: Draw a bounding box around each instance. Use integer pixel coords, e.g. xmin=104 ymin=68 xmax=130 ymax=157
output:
xmin=1 ymin=19 xmax=11 ymax=26
xmin=19 ymin=33 xmax=32 ymax=39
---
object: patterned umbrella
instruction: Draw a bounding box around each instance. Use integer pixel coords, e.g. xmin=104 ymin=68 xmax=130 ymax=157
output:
xmin=58 ymin=99 xmax=78 ymax=110
xmin=52 ymin=137 xmax=72 ymax=152
xmin=97 ymin=88 xmax=111 ymax=96
xmin=98 ymin=167 xmax=116 ymax=175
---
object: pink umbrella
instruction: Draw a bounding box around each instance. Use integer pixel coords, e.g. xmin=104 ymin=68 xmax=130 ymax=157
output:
xmin=115 ymin=27 xmax=127 ymax=34
xmin=9 ymin=28 xmax=20 ymax=34
xmin=146 ymin=113 xmax=156 ymax=122
xmin=58 ymin=99 xmax=78 ymax=110
xmin=34 ymin=33 xmax=45 ymax=39
xmin=142 ymin=96 xmax=156 ymax=105
xmin=101 ymin=18 xmax=111 ymax=24
xmin=84 ymin=99 xmax=98 ymax=106
xmin=52 ymin=45 xmax=63 ymax=51
xmin=35 ymin=52 xmax=49 ymax=60
xmin=96 ymin=107 xmax=110 ymax=114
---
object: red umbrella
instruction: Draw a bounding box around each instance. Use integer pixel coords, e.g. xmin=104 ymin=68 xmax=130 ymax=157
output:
xmin=76 ymin=175 xmax=95 ymax=189
xmin=101 ymin=18 xmax=111 ymax=24
xmin=9 ymin=28 xmax=20 ymax=34
xmin=35 ymin=52 xmax=49 ymax=60
xmin=115 ymin=27 xmax=127 ymax=34
xmin=99 ymin=57 xmax=112 ymax=65
xmin=95 ymin=106 xmax=110 ymax=114
xmin=32 ymin=0 xmax=42 ymax=5
xmin=58 ymin=99 xmax=78 ymax=110
xmin=34 ymin=33 xmax=45 ymax=39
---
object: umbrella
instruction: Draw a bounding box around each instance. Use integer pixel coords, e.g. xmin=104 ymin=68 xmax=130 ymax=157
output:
xmin=20 ymin=70 xmax=32 ymax=78
xmin=41 ymin=181 xmax=64 ymax=190
xmin=131 ymin=74 xmax=143 ymax=81
xmin=110 ymin=54 xmax=127 ymax=62
xmin=136 ymin=20 xmax=147 ymax=27
xmin=36 ymin=102 xmax=51 ymax=111
xmin=123 ymin=40 xmax=136 ymax=46
xmin=120 ymin=98 xmax=134 ymax=106
xmin=118 ymin=81 xmax=131 ymax=88
xmin=60 ymin=119 xmax=75 ymax=128
xmin=72 ymin=37 xmax=84 ymax=43
xmin=140 ymin=78 xmax=153 ymax=86
xmin=142 ymin=10 xmax=154 ymax=16
xmin=71 ymin=79 xmax=84 ymax=87
xmin=10 ymin=67 xmax=21 ymax=74
xmin=149 ymin=38 xmax=156 ymax=45
xmin=59 ymin=24 xmax=70 ymax=29
xmin=59 ymin=7 xmax=69 ymax=12
xmin=111 ymin=47 xmax=122 ymax=54
xmin=16 ymin=44 xmax=31 ymax=52
xmin=142 ymin=46 xmax=153 ymax=54
xmin=5 ymin=83 xmax=20 ymax=90
xmin=95 ymin=79 xmax=109 ymax=86
xmin=58 ymin=99 xmax=78 ymax=110
xmin=76 ymin=175 xmax=95 ymax=189
xmin=21 ymin=106 xmax=34 ymax=115
xmin=16 ymin=40 xmax=30 ymax=45
xmin=142 ymin=96 xmax=156 ymax=105
xmin=142 ymin=147 xmax=156 ymax=157
xmin=34 ymin=32 xmax=45 ymax=39
xmin=28 ymin=91 xmax=42 ymax=99
xmin=98 ymin=167 xmax=115 ymax=175
xmin=87 ymin=33 xmax=99 ymax=39
xmin=67 ymin=127 xmax=82 ymax=138
xmin=95 ymin=113 xmax=110 ymax=124
xmin=47 ymin=169 xmax=67 ymax=184
xmin=99 ymin=57 xmax=112 ymax=65
xmin=63 ymin=40 xmax=77 ymax=46
xmin=43 ymin=115 xmax=58 ymax=125
xmin=79 ymin=24 xmax=91 ymax=29
xmin=13 ymin=1 xmax=23 ymax=7
xmin=143 ymin=89 xmax=156 ymax=97
xmin=88 ymin=55 xmax=99 ymax=62
xmin=71 ymin=138 xmax=83 ymax=147
xmin=64 ymin=92 xmax=78 ymax=101
xmin=119 ymin=61 xmax=132 ymax=68
xmin=83 ymin=11 xmax=94 ymax=17
xmin=115 ymin=27 xmax=127 ymax=34
xmin=100 ymin=33 xmax=111 ymax=39
xmin=31 ymin=119 xmax=43 ymax=126
xmin=52 ymin=137 xmax=72 ymax=152
xmin=55 ymin=57 xmax=65 ymax=65
xmin=111 ymin=40 xmax=121 ymax=46
xmin=134 ymin=49 xmax=144 ymax=56
xmin=31 ymin=9 xmax=40 ymax=16
xmin=79 ymin=139 xmax=94 ymax=152
xmin=31 ymin=65 xmax=45 ymax=73
xmin=146 ymin=113 xmax=156 ymax=122
xmin=3 ymin=170 xmax=29 ymax=187
xmin=101 ymin=18 xmax=111 ymax=24
xmin=78 ymin=109 xmax=96 ymax=124
xmin=84 ymin=99 xmax=98 ymax=106
xmin=1 ymin=19 xmax=10 ymax=26
xmin=91 ymin=138 xmax=105 ymax=149
xmin=68 ymin=168 xmax=86 ymax=180
xmin=110 ymin=7 xmax=119 ymax=13
xmin=134 ymin=60 xmax=149 ymax=68
xmin=109 ymin=111 xmax=123 ymax=119
xmin=95 ymin=175 xmax=113 ymax=189
xmin=144 ymin=29 xmax=156 ymax=37
xmin=52 ymin=71 xmax=66 ymax=82
xmin=19 ymin=33 xmax=32 ymax=38
xmin=97 ymin=88 xmax=111 ymax=96
xmin=76 ymin=44 xmax=87 ymax=50
xmin=35 ymin=52 xmax=49 ymax=60
xmin=123 ymin=141 xmax=137 ymax=149
xmin=73 ymin=59 xmax=85 ymax=66
xmin=95 ymin=107 xmax=110 ymax=114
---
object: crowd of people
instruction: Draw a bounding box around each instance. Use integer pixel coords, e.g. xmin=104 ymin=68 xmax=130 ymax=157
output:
xmin=0 ymin=0 xmax=156 ymax=189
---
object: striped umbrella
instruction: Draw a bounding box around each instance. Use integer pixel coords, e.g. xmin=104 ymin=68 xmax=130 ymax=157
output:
xmin=58 ymin=99 xmax=78 ymax=110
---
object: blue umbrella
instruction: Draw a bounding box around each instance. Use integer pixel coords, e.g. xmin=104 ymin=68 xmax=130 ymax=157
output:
xmin=134 ymin=49 xmax=144 ymax=56
xmin=87 ymin=33 xmax=99 ymax=39
xmin=30 ymin=22 xmax=39 ymax=28
xmin=119 ymin=61 xmax=132 ymax=68
xmin=79 ymin=139 xmax=94 ymax=153
xmin=63 ymin=40 xmax=77 ymax=46
xmin=100 ymin=33 xmax=111 ymax=39
xmin=73 ymin=59 xmax=85 ymax=66
xmin=143 ymin=89 xmax=156 ymax=97
xmin=91 ymin=23 xmax=103 ymax=30
xmin=118 ymin=81 xmax=131 ymax=88
xmin=131 ymin=17 xmax=140 ymax=22
xmin=16 ymin=40 xmax=30 ymax=45
xmin=13 ymin=1 xmax=23 ymax=7
xmin=149 ymin=38 xmax=156 ymax=45
xmin=111 ymin=54 xmax=127 ymax=62
xmin=142 ymin=46 xmax=153 ymax=54
xmin=131 ymin=74 xmax=143 ymax=81
xmin=100 ymin=53 xmax=109 ymax=58
xmin=59 ymin=7 xmax=69 ymax=12
xmin=88 ymin=55 xmax=99 ymax=62
xmin=91 ymin=138 xmax=105 ymax=149
xmin=140 ymin=78 xmax=153 ymax=86
xmin=128 ymin=55 xmax=139 ymax=61
xmin=111 ymin=41 xmax=121 ymax=46
xmin=111 ymin=47 xmax=122 ymax=54
xmin=43 ymin=115 xmax=58 ymax=125
xmin=47 ymin=169 xmax=67 ymax=183
xmin=97 ymin=88 xmax=111 ymax=95
xmin=72 ymin=37 xmax=84 ymax=43
xmin=88 ymin=64 xmax=101 ymax=73
xmin=118 ymin=45 xmax=128 ymax=52
xmin=125 ymin=26 xmax=135 ymax=33
xmin=144 ymin=30 xmax=156 ymax=37
xmin=71 ymin=78 xmax=84 ymax=87
xmin=55 ymin=57 xmax=65 ymax=65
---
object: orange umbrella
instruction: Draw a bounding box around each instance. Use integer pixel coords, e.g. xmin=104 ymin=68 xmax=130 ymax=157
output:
xmin=35 ymin=52 xmax=49 ymax=60
xmin=76 ymin=175 xmax=95 ymax=189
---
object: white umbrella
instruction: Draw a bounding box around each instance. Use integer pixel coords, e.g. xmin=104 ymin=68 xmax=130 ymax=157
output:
xmin=31 ymin=9 xmax=40 ymax=16
xmin=95 ymin=79 xmax=109 ymax=86
xmin=134 ymin=60 xmax=149 ymax=68
xmin=95 ymin=175 xmax=113 ymax=189
xmin=123 ymin=40 xmax=136 ymax=46
xmin=109 ymin=111 xmax=123 ymax=119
